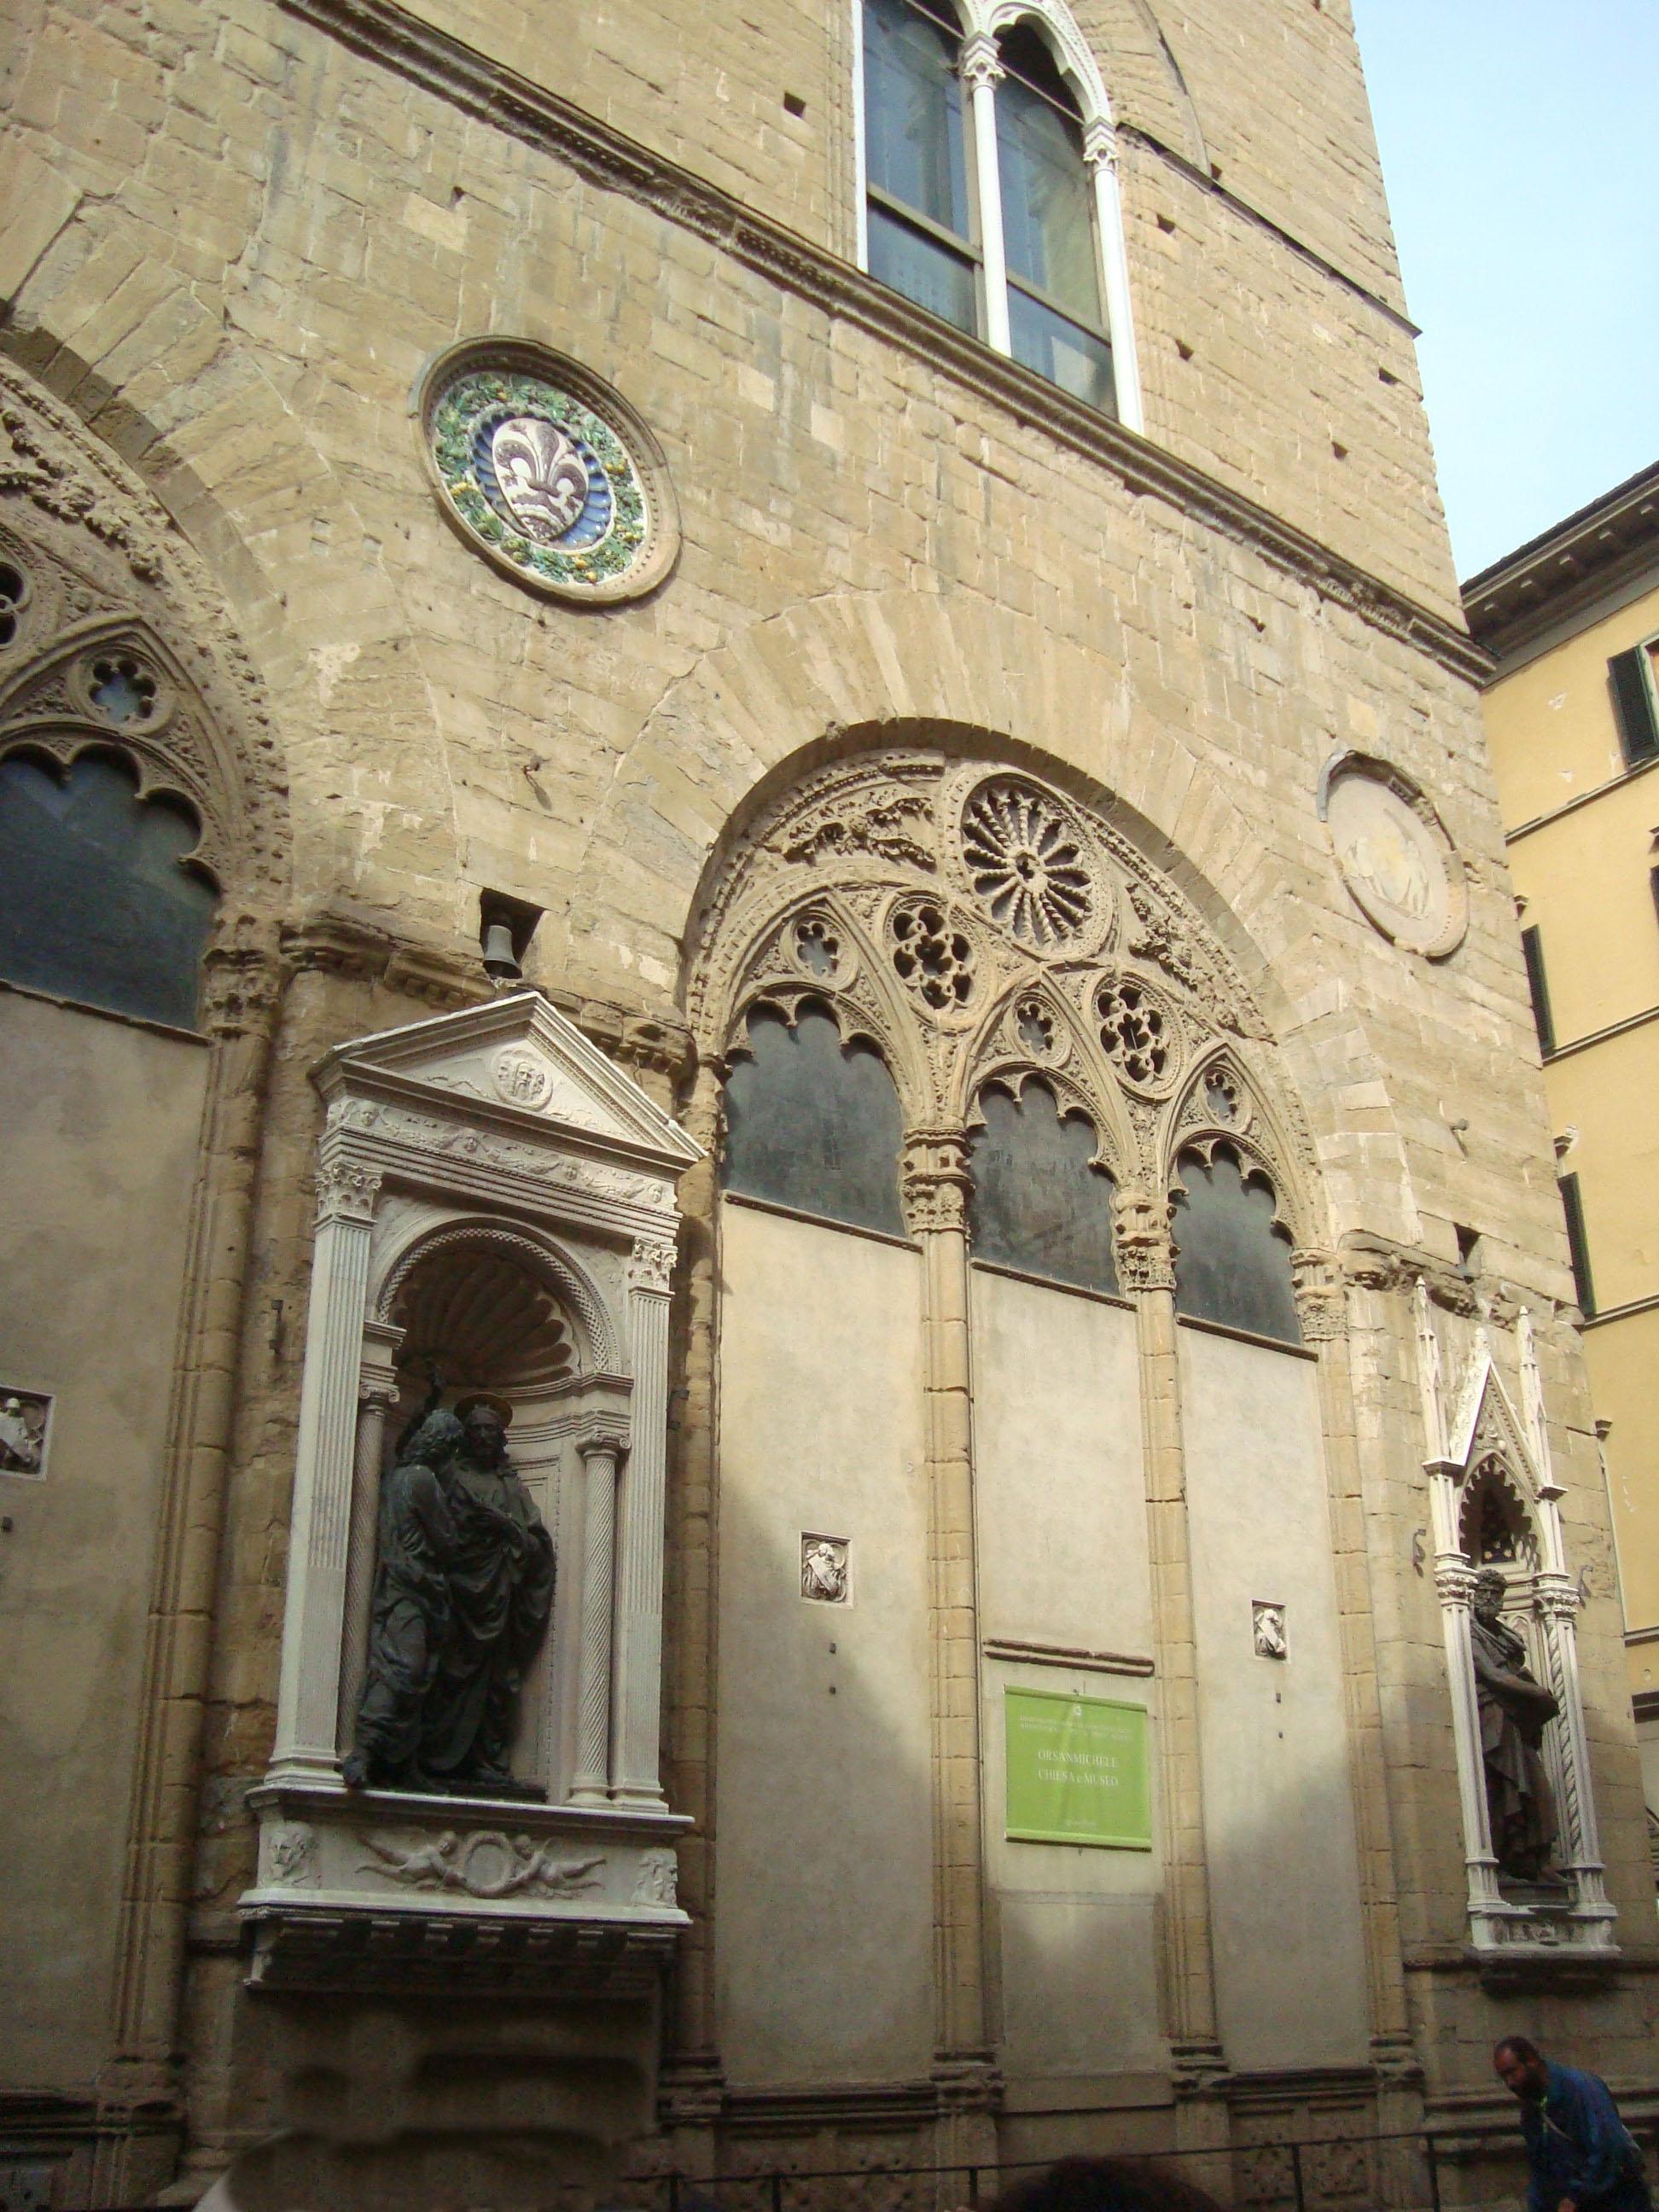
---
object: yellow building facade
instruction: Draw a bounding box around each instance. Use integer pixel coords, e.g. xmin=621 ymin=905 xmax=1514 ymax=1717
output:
xmin=1468 ymin=464 xmax=1659 ymax=1819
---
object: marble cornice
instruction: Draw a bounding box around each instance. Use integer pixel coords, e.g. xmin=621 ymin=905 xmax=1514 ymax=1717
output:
xmin=272 ymin=0 xmax=1490 ymax=686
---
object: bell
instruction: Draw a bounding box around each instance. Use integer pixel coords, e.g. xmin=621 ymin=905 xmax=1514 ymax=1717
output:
xmin=480 ymin=920 xmax=521 ymax=982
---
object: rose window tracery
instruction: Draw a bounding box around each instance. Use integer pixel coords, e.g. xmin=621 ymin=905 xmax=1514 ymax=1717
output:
xmin=889 ymin=897 xmax=975 ymax=1013
xmin=1096 ymin=976 xmax=1174 ymax=1089
xmin=1204 ymin=1066 xmax=1241 ymax=1123
xmin=960 ymin=777 xmax=1093 ymax=950
xmin=90 ymin=654 xmax=160 ymax=727
xmin=1015 ymin=996 xmax=1057 ymax=1058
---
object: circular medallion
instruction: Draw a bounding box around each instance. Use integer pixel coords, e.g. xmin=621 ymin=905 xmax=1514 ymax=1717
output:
xmin=420 ymin=340 xmax=678 ymax=603
xmin=1319 ymin=754 xmax=1467 ymax=958
xmin=492 ymin=1045 xmax=553 ymax=1109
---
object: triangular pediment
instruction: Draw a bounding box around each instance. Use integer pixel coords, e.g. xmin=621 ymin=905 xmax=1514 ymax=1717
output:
xmin=1447 ymin=1342 xmax=1540 ymax=1494
xmin=313 ymin=991 xmax=701 ymax=1172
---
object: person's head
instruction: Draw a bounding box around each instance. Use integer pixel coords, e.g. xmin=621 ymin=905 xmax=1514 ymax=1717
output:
xmin=1493 ymin=2035 xmax=1549 ymax=2101
xmin=458 ymin=1397 xmax=509 ymax=1467
xmin=992 ymin=2156 xmax=1225 ymax=2212
xmin=405 ymin=1408 xmax=465 ymax=1469
xmin=1474 ymin=1568 xmax=1508 ymax=1623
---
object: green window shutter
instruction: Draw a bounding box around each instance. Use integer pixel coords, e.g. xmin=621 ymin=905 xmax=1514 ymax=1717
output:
xmin=1609 ymin=644 xmax=1659 ymax=765
xmin=1558 ymin=1173 xmax=1596 ymax=1318
xmin=1520 ymin=924 xmax=1555 ymax=1057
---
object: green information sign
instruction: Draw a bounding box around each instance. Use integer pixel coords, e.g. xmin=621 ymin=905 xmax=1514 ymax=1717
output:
xmin=1004 ymin=1686 xmax=1152 ymax=1849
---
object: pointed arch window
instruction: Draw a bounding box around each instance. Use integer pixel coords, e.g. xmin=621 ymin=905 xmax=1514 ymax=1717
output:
xmin=858 ymin=0 xmax=1139 ymax=427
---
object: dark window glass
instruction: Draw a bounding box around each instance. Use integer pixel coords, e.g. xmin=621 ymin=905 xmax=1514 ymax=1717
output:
xmin=1007 ymin=288 xmax=1115 ymax=411
xmin=1520 ymin=924 xmax=1555 ymax=1057
xmin=723 ymin=1003 xmax=906 ymax=1237
xmin=995 ymin=50 xmax=1101 ymax=324
xmin=864 ymin=0 xmax=970 ymax=236
xmin=868 ymin=203 xmax=978 ymax=334
xmin=0 ymin=748 xmax=218 ymax=1029
xmin=1608 ymin=644 xmax=1659 ymax=767
xmin=1558 ymin=1173 xmax=1595 ymax=1318
xmin=969 ymin=1080 xmax=1118 ymax=1294
xmin=1172 ymin=1146 xmax=1301 ymax=1346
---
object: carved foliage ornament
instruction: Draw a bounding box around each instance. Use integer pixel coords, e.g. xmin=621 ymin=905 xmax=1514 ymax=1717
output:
xmin=421 ymin=340 xmax=678 ymax=604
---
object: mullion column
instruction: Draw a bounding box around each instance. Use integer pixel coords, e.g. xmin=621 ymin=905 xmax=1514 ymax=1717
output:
xmin=1115 ymin=1191 xmax=1226 ymax=2106
xmin=900 ymin=1129 xmax=996 ymax=2166
xmin=960 ymin=35 xmax=1011 ymax=356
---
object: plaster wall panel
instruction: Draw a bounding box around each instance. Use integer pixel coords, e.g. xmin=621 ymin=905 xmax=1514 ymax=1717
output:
xmin=0 ymin=990 xmax=208 ymax=2086
xmin=714 ymin=1197 xmax=934 ymax=2083
xmin=1178 ymin=1321 xmax=1370 ymax=2071
xmin=971 ymin=1269 xmax=1161 ymax=2080
xmin=970 ymin=1266 xmax=1150 ymax=1658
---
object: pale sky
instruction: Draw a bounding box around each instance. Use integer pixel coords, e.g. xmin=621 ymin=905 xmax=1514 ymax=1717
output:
xmin=1349 ymin=0 xmax=1659 ymax=581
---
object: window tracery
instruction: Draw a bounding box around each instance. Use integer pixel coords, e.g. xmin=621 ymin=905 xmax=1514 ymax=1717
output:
xmin=690 ymin=747 xmax=1318 ymax=1297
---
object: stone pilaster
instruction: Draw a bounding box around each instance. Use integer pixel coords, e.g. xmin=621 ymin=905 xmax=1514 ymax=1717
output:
xmin=571 ymin=1420 xmax=628 ymax=1803
xmin=610 ymin=1233 xmax=675 ymax=1807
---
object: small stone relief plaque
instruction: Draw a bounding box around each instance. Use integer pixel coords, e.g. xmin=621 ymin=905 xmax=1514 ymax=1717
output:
xmin=1320 ymin=754 xmax=1467 ymax=958
xmin=1253 ymin=1601 xmax=1288 ymax=1660
xmin=421 ymin=340 xmax=678 ymax=603
xmin=632 ymin=1847 xmax=678 ymax=1908
xmin=800 ymin=1534 xmax=851 ymax=1604
xmin=0 ymin=1387 xmax=51 ymax=1479
xmin=492 ymin=1045 xmax=554 ymax=1110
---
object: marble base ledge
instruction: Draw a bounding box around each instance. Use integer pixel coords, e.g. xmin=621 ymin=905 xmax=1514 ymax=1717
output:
xmin=241 ymin=1778 xmax=690 ymax=1999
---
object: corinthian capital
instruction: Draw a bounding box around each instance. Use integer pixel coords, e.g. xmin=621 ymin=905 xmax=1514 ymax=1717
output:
xmin=314 ymin=1157 xmax=382 ymax=1225
xmin=627 ymin=1236 xmax=677 ymax=1295
xmin=1113 ymin=1186 xmax=1175 ymax=1295
xmin=900 ymin=1129 xmax=973 ymax=1238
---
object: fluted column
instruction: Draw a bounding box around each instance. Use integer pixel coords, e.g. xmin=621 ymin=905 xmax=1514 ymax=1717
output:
xmin=1116 ymin=1188 xmax=1225 ymax=2096
xmin=1082 ymin=119 xmax=1144 ymax=434
xmin=571 ymin=1422 xmax=627 ymax=1804
xmin=270 ymin=1154 xmax=382 ymax=1784
xmin=336 ymin=1318 xmax=404 ymax=1748
xmin=610 ymin=1233 xmax=676 ymax=1807
xmin=960 ymin=35 xmax=1011 ymax=355
xmin=900 ymin=1130 xmax=996 ymax=2165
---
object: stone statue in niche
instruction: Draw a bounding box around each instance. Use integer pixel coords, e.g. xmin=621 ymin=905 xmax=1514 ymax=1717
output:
xmin=345 ymin=1395 xmax=556 ymax=1797
xmin=1470 ymin=1568 xmax=1559 ymax=1880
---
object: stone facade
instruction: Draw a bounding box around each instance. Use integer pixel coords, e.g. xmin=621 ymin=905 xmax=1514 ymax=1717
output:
xmin=0 ymin=0 xmax=1656 ymax=2207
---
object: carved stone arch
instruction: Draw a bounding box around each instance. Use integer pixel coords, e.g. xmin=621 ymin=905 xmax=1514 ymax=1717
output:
xmin=1169 ymin=1131 xmax=1304 ymax=1250
xmin=1458 ymin=1452 xmax=1542 ymax=1574
xmin=953 ymin=971 xmax=1133 ymax=1181
xmin=718 ymin=884 xmax=937 ymax=1126
xmin=374 ymin=1215 xmax=616 ymax=1377
xmin=0 ymin=612 xmax=252 ymax=891
xmin=1161 ymin=1039 xmax=1318 ymax=1250
xmin=0 ymin=358 xmax=290 ymax=907
xmin=972 ymin=0 xmax=1115 ymax=123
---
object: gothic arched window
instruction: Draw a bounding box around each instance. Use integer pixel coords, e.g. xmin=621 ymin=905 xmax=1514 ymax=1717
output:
xmin=969 ymin=1078 xmax=1118 ymax=1292
xmin=1171 ymin=1144 xmax=1301 ymax=1346
xmin=0 ymin=747 xmax=219 ymax=1031
xmin=722 ymin=1001 xmax=907 ymax=1236
xmin=859 ymin=0 xmax=1130 ymax=421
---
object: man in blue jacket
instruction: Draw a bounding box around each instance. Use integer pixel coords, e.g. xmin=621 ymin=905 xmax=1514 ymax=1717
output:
xmin=1494 ymin=2037 xmax=1652 ymax=2212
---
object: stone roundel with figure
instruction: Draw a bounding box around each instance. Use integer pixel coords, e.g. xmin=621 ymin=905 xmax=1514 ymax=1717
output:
xmin=420 ymin=340 xmax=678 ymax=604
xmin=1319 ymin=752 xmax=1468 ymax=959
